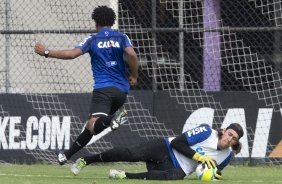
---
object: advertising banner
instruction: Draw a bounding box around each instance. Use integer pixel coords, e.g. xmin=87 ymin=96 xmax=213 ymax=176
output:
xmin=0 ymin=91 xmax=281 ymax=163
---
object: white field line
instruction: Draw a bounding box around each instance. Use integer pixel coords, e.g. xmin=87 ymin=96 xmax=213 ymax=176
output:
xmin=0 ymin=173 xmax=107 ymax=179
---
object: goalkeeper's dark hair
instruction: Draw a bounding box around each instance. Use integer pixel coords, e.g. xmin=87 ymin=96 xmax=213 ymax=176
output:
xmin=92 ymin=6 xmax=116 ymax=27
xmin=217 ymin=123 xmax=243 ymax=155
xmin=231 ymin=141 xmax=242 ymax=155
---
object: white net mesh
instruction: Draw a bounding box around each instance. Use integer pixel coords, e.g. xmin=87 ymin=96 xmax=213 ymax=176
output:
xmin=0 ymin=0 xmax=281 ymax=164
xmin=249 ymin=0 xmax=282 ymax=26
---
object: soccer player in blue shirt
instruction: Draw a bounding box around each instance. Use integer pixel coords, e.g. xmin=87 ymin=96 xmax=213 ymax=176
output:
xmin=70 ymin=123 xmax=244 ymax=180
xmin=34 ymin=6 xmax=139 ymax=165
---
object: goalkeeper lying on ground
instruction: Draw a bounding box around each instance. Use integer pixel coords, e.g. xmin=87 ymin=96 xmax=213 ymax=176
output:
xmin=70 ymin=123 xmax=244 ymax=180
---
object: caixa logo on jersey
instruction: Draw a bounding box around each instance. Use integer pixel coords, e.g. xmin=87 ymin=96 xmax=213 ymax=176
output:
xmin=0 ymin=116 xmax=70 ymax=150
xmin=98 ymin=40 xmax=120 ymax=48
xmin=183 ymin=107 xmax=282 ymax=158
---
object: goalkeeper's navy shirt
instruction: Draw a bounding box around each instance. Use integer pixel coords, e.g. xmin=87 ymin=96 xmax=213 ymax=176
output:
xmin=75 ymin=28 xmax=132 ymax=93
xmin=165 ymin=126 xmax=233 ymax=176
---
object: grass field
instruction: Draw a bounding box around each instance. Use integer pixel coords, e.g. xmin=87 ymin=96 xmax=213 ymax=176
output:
xmin=0 ymin=164 xmax=281 ymax=184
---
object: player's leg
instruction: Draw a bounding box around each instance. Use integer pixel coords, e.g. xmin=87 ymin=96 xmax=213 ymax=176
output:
xmin=106 ymin=87 xmax=127 ymax=130
xmin=128 ymin=156 xmax=185 ymax=180
xmin=122 ymin=168 xmax=186 ymax=180
xmin=89 ymin=86 xmax=127 ymax=132
xmin=109 ymin=158 xmax=185 ymax=180
xmin=109 ymin=139 xmax=185 ymax=180
xmin=71 ymin=146 xmax=134 ymax=175
xmin=71 ymin=145 xmax=138 ymax=175
xmin=88 ymin=139 xmax=169 ymax=164
xmin=109 ymin=156 xmax=185 ymax=180
xmin=58 ymin=88 xmax=113 ymax=165
xmin=71 ymin=140 xmax=166 ymax=173
xmin=108 ymin=155 xmax=185 ymax=180
xmin=86 ymin=139 xmax=168 ymax=164
xmin=134 ymin=139 xmax=171 ymax=163
xmin=122 ymin=151 xmax=185 ymax=180
xmin=70 ymin=139 xmax=168 ymax=175
xmin=64 ymin=87 xmax=126 ymax=165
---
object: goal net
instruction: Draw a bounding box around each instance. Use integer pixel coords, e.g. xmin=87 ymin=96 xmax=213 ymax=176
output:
xmin=0 ymin=0 xmax=281 ymax=165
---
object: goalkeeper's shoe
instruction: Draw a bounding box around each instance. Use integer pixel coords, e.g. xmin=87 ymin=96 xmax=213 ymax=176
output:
xmin=71 ymin=158 xmax=87 ymax=175
xmin=110 ymin=107 xmax=128 ymax=130
xmin=109 ymin=169 xmax=126 ymax=179
xmin=57 ymin=152 xmax=67 ymax=165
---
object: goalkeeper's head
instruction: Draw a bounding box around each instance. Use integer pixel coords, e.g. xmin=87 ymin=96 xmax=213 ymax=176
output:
xmin=218 ymin=123 xmax=244 ymax=154
xmin=92 ymin=6 xmax=116 ymax=27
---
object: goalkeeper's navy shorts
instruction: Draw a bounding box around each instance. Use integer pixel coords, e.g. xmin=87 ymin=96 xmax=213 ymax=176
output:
xmin=89 ymin=86 xmax=127 ymax=117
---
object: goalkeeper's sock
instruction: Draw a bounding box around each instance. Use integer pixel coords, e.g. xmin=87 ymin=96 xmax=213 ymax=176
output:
xmin=64 ymin=128 xmax=93 ymax=159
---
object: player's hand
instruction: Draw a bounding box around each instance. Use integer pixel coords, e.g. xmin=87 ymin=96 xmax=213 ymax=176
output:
xmin=129 ymin=75 xmax=138 ymax=86
xmin=34 ymin=42 xmax=46 ymax=56
xmin=215 ymin=170 xmax=222 ymax=180
xmin=192 ymin=152 xmax=217 ymax=169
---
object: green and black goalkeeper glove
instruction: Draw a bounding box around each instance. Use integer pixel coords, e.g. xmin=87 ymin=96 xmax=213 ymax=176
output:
xmin=192 ymin=152 xmax=217 ymax=169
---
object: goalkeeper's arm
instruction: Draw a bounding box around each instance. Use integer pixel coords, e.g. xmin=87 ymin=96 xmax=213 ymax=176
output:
xmin=170 ymin=134 xmax=217 ymax=169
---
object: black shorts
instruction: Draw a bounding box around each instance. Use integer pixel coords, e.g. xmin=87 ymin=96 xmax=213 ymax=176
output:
xmin=134 ymin=139 xmax=186 ymax=179
xmin=89 ymin=86 xmax=127 ymax=117
xmin=130 ymin=139 xmax=176 ymax=171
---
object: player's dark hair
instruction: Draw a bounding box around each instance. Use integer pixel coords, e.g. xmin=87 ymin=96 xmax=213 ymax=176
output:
xmin=232 ymin=141 xmax=242 ymax=154
xmin=217 ymin=123 xmax=243 ymax=155
xmin=226 ymin=123 xmax=244 ymax=139
xmin=217 ymin=130 xmax=223 ymax=141
xmin=91 ymin=6 xmax=116 ymax=27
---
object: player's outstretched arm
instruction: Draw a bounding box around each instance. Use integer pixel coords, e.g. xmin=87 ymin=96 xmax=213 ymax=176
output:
xmin=170 ymin=133 xmax=196 ymax=158
xmin=170 ymin=133 xmax=217 ymax=169
xmin=34 ymin=42 xmax=83 ymax=59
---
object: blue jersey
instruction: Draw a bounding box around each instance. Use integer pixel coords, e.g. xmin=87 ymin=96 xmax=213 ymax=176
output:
xmin=75 ymin=28 xmax=132 ymax=93
xmin=165 ymin=126 xmax=233 ymax=175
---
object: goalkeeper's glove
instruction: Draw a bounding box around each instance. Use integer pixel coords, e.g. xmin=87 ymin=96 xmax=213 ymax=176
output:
xmin=215 ymin=170 xmax=222 ymax=180
xmin=192 ymin=152 xmax=217 ymax=169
